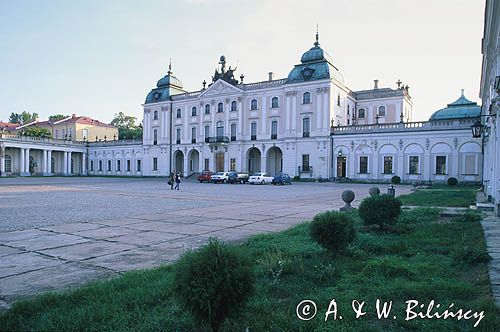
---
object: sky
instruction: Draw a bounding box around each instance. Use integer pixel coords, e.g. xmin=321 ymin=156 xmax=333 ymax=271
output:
xmin=0 ymin=0 xmax=485 ymax=124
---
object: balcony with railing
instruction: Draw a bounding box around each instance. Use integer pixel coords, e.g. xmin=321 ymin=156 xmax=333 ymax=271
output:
xmin=206 ymin=136 xmax=229 ymax=143
xmin=298 ymin=165 xmax=313 ymax=173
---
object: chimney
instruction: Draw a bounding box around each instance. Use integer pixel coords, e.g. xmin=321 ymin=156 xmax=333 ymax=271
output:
xmin=268 ymin=72 xmax=274 ymax=81
xmin=374 ymin=79 xmax=379 ymax=89
xmin=72 ymin=113 xmax=76 ymax=118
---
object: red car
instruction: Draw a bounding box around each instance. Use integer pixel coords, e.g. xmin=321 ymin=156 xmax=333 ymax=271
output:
xmin=197 ymin=171 xmax=213 ymax=183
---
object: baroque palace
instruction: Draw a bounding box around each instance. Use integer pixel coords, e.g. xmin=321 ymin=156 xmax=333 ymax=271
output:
xmin=0 ymin=27 xmax=496 ymax=193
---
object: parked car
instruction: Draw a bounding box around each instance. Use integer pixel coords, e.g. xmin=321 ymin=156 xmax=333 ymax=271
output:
xmin=228 ymin=171 xmax=249 ymax=184
xmin=197 ymin=171 xmax=213 ymax=183
xmin=248 ymin=172 xmax=274 ymax=185
xmin=272 ymin=173 xmax=292 ymax=185
xmin=211 ymin=172 xmax=229 ymax=183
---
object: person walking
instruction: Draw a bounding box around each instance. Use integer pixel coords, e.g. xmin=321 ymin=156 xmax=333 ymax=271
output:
xmin=169 ymin=171 xmax=175 ymax=190
xmin=174 ymin=172 xmax=181 ymax=190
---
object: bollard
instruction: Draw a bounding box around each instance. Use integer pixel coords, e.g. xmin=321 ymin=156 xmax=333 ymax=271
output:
xmin=387 ymin=185 xmax=396 ymax=197
xmin=369 ymin=187 xmax=380 ymax=197
xmin=340 ymin=190 xmax=355 ymax=211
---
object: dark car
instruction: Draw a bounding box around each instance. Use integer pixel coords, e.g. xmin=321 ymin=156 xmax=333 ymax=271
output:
xmin=272 ymin=173 xmax=292 ymax=185
xmin=197 ymin=171 xmax=213 ymax=183
xmin=228 ymin=171 xmax=249 ymax=184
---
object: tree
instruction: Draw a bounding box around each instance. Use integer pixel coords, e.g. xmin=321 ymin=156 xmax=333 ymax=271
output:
xmin=48 ymin=114 xmax=68 ymax=122
xmin=8 ymin=111 xmax=38 ymax=125
xmin=19 ymin=126 xmax=51 ymax=138
xmin=110 ymin=112 xmax=143 ymax=140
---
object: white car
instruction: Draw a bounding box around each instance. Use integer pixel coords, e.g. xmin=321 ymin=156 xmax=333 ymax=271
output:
xmin=211 ymin=172 xmax=229 ymax=183
xmin=248 ymin=172 xmax=274 ymax=185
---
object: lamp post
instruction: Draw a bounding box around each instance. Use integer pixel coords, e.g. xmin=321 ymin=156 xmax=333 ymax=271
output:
xmin=330 ymin=119 xmax=335 ymax=181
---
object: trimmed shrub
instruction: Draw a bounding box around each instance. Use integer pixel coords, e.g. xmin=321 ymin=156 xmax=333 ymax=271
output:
xmin=391 ymin=175 xmax=401 ymax=185
xmin=173 ymin=238 xmax=255 ymax=332
xmin=358 ymin=194 xmax=402 ymax=230
xmin=447 ymin=177 xmax=458 ymax=186
xmin=293 ymin=175 xmax=300 ymax=181
xmin=310 ymin=211 xmax=356 ymax=254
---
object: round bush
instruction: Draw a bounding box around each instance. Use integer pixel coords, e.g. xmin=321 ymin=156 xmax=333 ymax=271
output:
xmin=391 ymin=175 xmax=401 ymax=185
xmin=358 ymin=194 xmax=402 ymax=230
xmin=173 ymin=238 xmax=255 ymax=332
xmin=447 ymin=177 xmax=458 ymax=186
xmin=310 ymin=211 xmax=356 ymax=253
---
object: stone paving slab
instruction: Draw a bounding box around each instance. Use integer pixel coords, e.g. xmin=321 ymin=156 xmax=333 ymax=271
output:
xmin=5 ymin=233 xmax=89 ymax=251
xmin=40 ymin=222 xmax=102 ymax=233
xmin=0 ymin=252 xmax=63 ymax=278
xmin=200 ymin=228 xmax=269 ymax=242
xmin=110 ymin=231 xmax=188 ymax=246
xmin=481 ymin=213 xmax=500 ymax=307
xmin=71 ymin=226 xmax=142 ymax=240
xmin=88 ymin=218 xmax=151 ymax=227
xmin=0 ymin=245 xmax=24 ymax=257
xmin=151 ymin=223 xmax=223 ymax=236
xmin=195 ymin=218 xmax=254 ymax=228
xmin=0 ymin=229 xmax=54 ymax=243
xmin=38 ymin=240 xmax=138 ymax=261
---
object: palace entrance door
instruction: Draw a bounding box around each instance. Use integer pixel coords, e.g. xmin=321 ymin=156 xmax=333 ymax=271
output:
xmin=337 ymin=156 xmax=346 ymax=177
xmin=216 ymin=153 xmax=225 ymax=172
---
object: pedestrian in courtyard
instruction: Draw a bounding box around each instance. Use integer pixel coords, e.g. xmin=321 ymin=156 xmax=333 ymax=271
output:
xmin=169 ymin=171 xmax=175 ymax=190
xmin=175 ymin=172 xmax=181 ymax=190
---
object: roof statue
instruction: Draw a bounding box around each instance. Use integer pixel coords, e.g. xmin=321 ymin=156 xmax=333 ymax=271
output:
xmin=210 ymin=55 xmax=240 ymax=86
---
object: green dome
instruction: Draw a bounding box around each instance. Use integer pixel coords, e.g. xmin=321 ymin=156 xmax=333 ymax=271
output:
xmin=156 ymin=73 xmax=183 ymax=89
xmin=429 ymin=91 xmax=481 ymax=120
xmin=145 ymin=66 xmax=185 ymax=104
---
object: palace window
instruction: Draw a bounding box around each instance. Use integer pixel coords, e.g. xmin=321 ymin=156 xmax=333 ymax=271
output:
xmin=378 ymin=105 xmax=386 ymax=117
xmin=464 ymin=155 xmax=477 ymax=174
xmin=302 ymin=92 xmax=311 ymax=104
xmin=153 ymin=110 xmax=158 ymax=120
xmin=82 ymin=129 xmax=88 ymax=140
xmin=153 ymin=129 xmax=158 ymax=145
xmin=191 ymin=106 xmax=197 ymax=116
xmin=205 ymin=125 xmax=210 ymax=142
xmin=250 ymin=99 xmax=258 ymax=110
xmin=153 ymin=157 xmax=158 ymax=171
xmin=337 ymin=94 xmax=341 ymax=106
xmin=98 ymin=160 xmax=102 ymax=172
xmin=347 ymin=104 xmax=350 ymax=115
xmin=271 ymin=97 xmax=279 ymax=108
xmin=230 ymin=158 xmax=236 ymax=171
xmin=359 ymin=156 xmax=368 ymax=174
xmin=191 ymin=127 xmax=196 ymax=144
xmin=230 ymin=123 xmax=236 ymax=141
xmin=231 ymin=100 xmax=237 ymax=111
xmin=271 ymin=120 xmax=278 ymax=139
xmin=217 ymin=102 xmax=224 ymax=113
xmin=204 ymin=158 xmax=209 ymax=171
xmin=117 ymin=160 xmax=121 ymax=172
xmin=205 ymin=104 xmax=211 ymax=114
xmin=409 ymin=156 xmax=419 ymax=174
xmin=251 ymin=122 xmax=257 ymax=140
xmin=90 ymin=160 xmax=94 ymax=172
xmin=358 ymin=108 xmax=366 ymax=118
xmin=435 ymin=156 xmax=447 ymax=175
xmin=176 ymin=128 xmax=181 ymax=144
xmin=137 ymin=160 xmax=141 ymax=172
xmin=302 ymin=117 xmax=310 ymax=137
xmin=216 ymin=121 xmax=224 ymax=137
xmin=383 ymin=156 xmax=393 ymax=174
xmin=51 ymin=157 xmax=55 ymax=173
xmin=107 ymin=160 xmax=112 ymax=172
xmin=176 ymin=108 xmax=182 ymax=118
xmin=5 ymin=155 xmax=12 ymax=172
xmin=302 ymin=154 xmax=310 ymax=172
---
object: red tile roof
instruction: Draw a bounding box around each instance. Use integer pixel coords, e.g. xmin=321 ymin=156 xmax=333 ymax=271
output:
xmin=31 ymin=115 xmax=116 ymax=128
xmin=0 ymin=122 xmax=20 ymax=131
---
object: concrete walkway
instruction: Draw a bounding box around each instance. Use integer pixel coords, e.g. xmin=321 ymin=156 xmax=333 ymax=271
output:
xmin=481 ymin=212 xmax=500 ymax=307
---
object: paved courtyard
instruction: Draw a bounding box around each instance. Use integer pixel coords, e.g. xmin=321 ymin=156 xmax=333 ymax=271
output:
xmin=0 ymin=177 xmax=411 ymax=308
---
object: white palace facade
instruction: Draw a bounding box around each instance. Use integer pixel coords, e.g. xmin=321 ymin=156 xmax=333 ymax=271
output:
xmin=0 ymin=33 xmax=486 ymax=185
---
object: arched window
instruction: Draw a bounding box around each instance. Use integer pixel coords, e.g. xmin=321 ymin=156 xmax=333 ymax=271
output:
xmin=153 ymin=110 xmax=158 ymax=120
xmin=176 ymin=108 xmax=182 ymax=118
xmin=217 ymin=102 xmax=224 ymax=113
xmin=216 ymin=121 xmax=224 ymax=137
xmin=205 ymin=104 xmax=211 ymax=114
xmin=4 ymin=155 xmax=12 ymax=172
xmin=271 ymin=97 xmax=279 ymax=108
xmin=230 ymin=101 xmax=237 ymax=111
xmin=153 ymin=129 xmax=158 ymax=145
xmin=302 ymin=92 xmax=311 ymax=104
xmin=250 ymin=99 xmax=258 ymax=110
xmin=378 ymin=105 xmax=386 ymax=116
xmin=191 ymin=106 xmax=197 ymax=116
xmin=358 ymin=108 xmax=366 ymax=118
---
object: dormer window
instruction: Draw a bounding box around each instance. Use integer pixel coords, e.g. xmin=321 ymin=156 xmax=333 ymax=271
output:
xmin=191 ymin=107 xmax=197 ymax=116
xmin=217 ymin=102 xmax=224 ymax=113
xmin=205 ymin=104 xmax=211 ymax=114
xmin=271 ymin=97 xmax=279 ymax=108
xmin=176 ymin=108 xmax=182 ymax=118
xmin=378 ymin=105 xmax=386 ymax=117
xmin=250 ymin=99 xmax=258 ymax=110
xmin=230 ymin=101 xmax=237 ymax=111
xmin=153 ymin=110 xmax=158 ymax=120
xmin=302 ymin=92 xmax=311 ymax=104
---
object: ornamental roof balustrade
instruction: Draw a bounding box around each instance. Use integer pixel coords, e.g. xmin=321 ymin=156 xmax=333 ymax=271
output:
xmin=242 ymin=78 xmax=287 ymax=91
xmin=87 ymin=139 xmax=143 ymax=147
xmin=353 ymin=88 xmax=409 ymax=100
xmin=332 ymin=118 xmax=478 ymax=135
xmin=171 ymin=90 xmax=203 ymax=101
xmin=0 ymin=133 xmax=87 ymax=146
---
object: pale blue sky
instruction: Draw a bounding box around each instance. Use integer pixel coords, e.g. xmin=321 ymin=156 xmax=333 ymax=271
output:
xmin=0 ymin=0 xmax=484 ymax=123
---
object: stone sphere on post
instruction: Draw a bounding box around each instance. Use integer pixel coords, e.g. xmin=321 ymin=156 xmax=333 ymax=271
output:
xmin=369 ymin=187 xmax=380 ymax=197
xmin=340 ymin=190 xmax=355 ymax=211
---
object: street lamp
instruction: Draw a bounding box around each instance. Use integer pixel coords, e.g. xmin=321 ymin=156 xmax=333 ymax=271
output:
xmin=471 ymin=120 xmax=484 ymax=138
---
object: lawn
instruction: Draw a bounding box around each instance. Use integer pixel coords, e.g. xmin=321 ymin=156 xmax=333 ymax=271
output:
xmin=1 ymin=204 xmax=498 ymax=330
xmin=398 ymin=185 xmax=479 ymax=207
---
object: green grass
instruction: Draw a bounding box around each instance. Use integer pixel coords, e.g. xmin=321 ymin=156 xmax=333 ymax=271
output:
xmin=398 ymin=185 xmax=479 ymax=207
xmin=1 ymin=207 xmax=498 ymax=331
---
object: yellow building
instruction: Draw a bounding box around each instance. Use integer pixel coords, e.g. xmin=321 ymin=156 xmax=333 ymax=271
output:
xmin=26 ymin=114 xmax=118 ymax=142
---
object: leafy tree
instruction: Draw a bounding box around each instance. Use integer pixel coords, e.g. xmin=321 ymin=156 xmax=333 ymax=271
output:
xmin=48 ymin=114 xmax=69 ymax=122
xmin=111 ymin=112 xmax=143 ymax=139
xmin=8 ymin=111 xmax=38 ymax=125
xmin=19 ymin=126 xmax=51 ymax=138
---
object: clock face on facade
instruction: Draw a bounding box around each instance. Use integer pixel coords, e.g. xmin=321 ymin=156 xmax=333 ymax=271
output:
xmin=301 ymin=67 xmax=314 ymax=80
